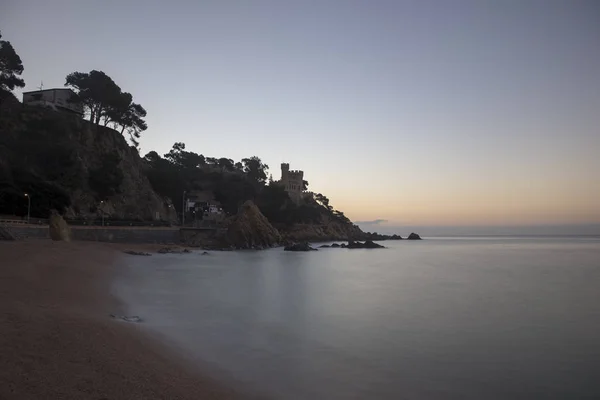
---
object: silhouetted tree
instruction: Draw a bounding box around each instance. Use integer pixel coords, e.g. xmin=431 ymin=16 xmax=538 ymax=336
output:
xmin=0 ymin=32 xmax=25 ymax=93
xmin=106 ymin=92 xmax=147 ymax=148
xmin=242 ymin=156 xmax=269 ymax=184
xmin=65 ymin=70 xmax=122 ymax=124
xmin=218 ymin=157 xmax=235 ymax=171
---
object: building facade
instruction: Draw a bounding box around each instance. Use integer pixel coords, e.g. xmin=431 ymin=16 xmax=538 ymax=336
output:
xmin=280 ymin=163 xmax=305 ymax=203
xmin=22 ymin=88 xmax=84 ymax=115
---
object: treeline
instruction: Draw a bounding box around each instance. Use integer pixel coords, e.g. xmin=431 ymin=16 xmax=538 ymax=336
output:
xmin=144 ymin=142 xmax=351 ymax=226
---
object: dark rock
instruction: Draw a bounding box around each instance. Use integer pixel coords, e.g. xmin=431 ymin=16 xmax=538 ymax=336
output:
xmin=201 ymin=251 xmax=210 ymax=255
xmin=346 ymin=240 xmax=385 ymax=249
xmin=407 ymin=232 xmax=422 ymax=240
xmin=341 ymin=243 xmax=347 ymax=248
xmin=225 ymin=200 xmax=281 ymax=249
xmin=330 ymin=243 xmax=341 ymax=248
xmin=124 ymin=250 xmax=152 ymax=256
xmin=110 ymin=314 xmax=142 ymax=323
xmin=157 ymin=246 xmax=190 ymax=254
xmin=319 ymin=244 xmax=331 ymax=248
xmin=284 ymin=242 xmax=318 ymax=251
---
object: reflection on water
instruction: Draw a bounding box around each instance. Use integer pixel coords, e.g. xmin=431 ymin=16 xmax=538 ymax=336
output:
xmin=113 ymin=238 xmax=600 ymax=399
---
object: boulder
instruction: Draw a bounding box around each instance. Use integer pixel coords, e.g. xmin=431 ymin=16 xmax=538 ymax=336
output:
xmin=407 ymin=232 xmax=422 ymax=240
xmin=284 ymin=242 xmax=318 ymax=251
xmin=346 ymin=240 xmax=385 ymax=249
xmin=225 ymin=200 xmax=281 ymax=249
xmin=157 ymin=246 xmax=190 ymax=254
xmin=124 ymin=250 xmax=152 ymax=256
xmin=330 ymin=243 xmax=341 ymax=248
xmin=49 ymin=211 xmax=71 ymax=242
xmin=319 ymin=244 xmax=331 ymax=248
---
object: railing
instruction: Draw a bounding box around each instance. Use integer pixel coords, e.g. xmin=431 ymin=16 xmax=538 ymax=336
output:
xmin=64 ymin=219 xmax=173 ymax=227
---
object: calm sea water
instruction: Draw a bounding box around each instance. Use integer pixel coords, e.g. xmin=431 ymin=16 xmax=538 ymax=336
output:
xmin=113 ymin=237 xmax=600 ymax=399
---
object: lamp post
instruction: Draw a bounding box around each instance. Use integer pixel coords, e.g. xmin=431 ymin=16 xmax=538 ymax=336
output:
xmin=24 ymin=193 xmax=31 ymax=224
xmin=182 ymin=191 xmax=187 ymax=226
xmin=100 ymin=201 xmax=105 ymax=227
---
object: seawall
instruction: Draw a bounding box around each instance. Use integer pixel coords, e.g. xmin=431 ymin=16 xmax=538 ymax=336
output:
xmin=5 ymin=225 xmax=222 ymax=246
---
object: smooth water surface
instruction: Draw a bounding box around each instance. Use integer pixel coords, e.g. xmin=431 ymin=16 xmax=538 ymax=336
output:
xmin=113 ymin=238 xmax=600 ymax=399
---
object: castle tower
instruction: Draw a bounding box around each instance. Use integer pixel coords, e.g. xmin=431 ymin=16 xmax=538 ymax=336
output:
xmin=280 ymin=162 xmax=304 ymax=204
xmin=281 ymin=163 xmax=289 ymax=182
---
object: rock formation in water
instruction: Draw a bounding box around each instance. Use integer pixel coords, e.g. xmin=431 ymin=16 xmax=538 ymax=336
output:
xmin=224 ymin=200 xmax=281 ymax=249
xmin=344 ymin=240 xmax=385 ymax=249
xmin=284 ymin=242 xmax=318 ymax=251
xmin=407 ymin=233 xmax=422 ymax=240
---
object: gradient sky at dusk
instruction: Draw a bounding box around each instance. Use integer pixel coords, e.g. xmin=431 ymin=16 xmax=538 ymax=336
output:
xmin=2 ymin=0 xmax=599 ymax=228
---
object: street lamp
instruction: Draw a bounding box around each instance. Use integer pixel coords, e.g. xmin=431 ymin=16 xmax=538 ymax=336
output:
xmin=24 ymin=193 xmax=31 ymax=224
xmin=100 ymin=201 xmax=105 ymax=227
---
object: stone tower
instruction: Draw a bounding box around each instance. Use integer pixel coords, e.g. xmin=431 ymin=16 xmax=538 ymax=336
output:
xmin=280 ymin=163 xmax=304 ymax=203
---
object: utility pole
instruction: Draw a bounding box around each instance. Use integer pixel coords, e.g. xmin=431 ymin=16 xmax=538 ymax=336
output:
xmin=24 ymin=193 xmax=31 ymax=223
xmin=182 ymin=191 xmax=187 ymax=226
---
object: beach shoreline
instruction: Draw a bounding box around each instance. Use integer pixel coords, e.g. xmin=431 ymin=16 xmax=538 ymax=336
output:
xmin=0 ymin=239 xmax=248 ymax=400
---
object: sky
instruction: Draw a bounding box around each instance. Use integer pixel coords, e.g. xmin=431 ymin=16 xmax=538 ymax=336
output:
xmin=2 ymin=0 xmax=599 ymax=231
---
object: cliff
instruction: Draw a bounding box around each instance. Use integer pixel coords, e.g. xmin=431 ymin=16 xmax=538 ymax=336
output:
xmin=0 ymin=102 xmax=176 ymax=222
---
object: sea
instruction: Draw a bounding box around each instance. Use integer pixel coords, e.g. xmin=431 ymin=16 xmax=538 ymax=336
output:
xmin=113 ymin=236 xmax=600 ymax=399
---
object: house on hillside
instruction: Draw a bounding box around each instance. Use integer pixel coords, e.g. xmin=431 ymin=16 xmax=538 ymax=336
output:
xmin=184 ymin=191 xmax=224 ymax=226
xmin=22 ymin=88 xmax=83 ymax=115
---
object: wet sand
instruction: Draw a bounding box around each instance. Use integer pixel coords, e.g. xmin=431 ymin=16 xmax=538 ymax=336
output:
xmin=0 ymin=240 xmax=245 ymax=400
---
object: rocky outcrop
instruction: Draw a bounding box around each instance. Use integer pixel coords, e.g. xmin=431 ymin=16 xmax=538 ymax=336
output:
xmin=284 ymin=242 xmax=318 ymax=251
xmin=49 ymin=211 xmax=71 ymax=241
xmin=0 ymin=105 xmax=176 ymax=222
xmin=345 ymin=240 xmax=385 ymax=249
xmin=361 ymin=232 xmax=403 ymax=240
xmin=224 ymin=201 xmax=281 ymax=249
xmin=123 ymin=250 xmax=152 ymax=256
xmin=157 ymin=246 xmax=191 ymax=254
xmin=279 ymin=220 xmax=364 ymax=243
xmin=407 ymin=233 xmax=422 ymax=240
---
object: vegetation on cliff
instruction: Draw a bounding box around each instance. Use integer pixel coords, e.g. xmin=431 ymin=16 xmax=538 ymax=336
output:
xmin=0 ymin=32 xmax=380 ymax=241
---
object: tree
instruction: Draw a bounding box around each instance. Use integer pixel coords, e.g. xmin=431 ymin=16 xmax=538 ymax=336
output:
xmin=0 ymin=32 xmax=25 ymax=93
xmin=107 ymin=92 xmax=147 ymax=148
xmin=242 ymin=156 xmax=269 ymax=184
xmin=65 ymin=70 xmax=122 ymax=124
xmin=315 ymin=193 xmax=332 ymax=211
xmin=218 ymin=158 xmax=235 ymax=171
xmin=163 ymin=142 xmax=205 ymax=169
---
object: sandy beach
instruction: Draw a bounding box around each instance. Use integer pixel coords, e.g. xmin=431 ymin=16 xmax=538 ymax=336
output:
xmin=0 ymin=239 xmax=245 ymax=400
